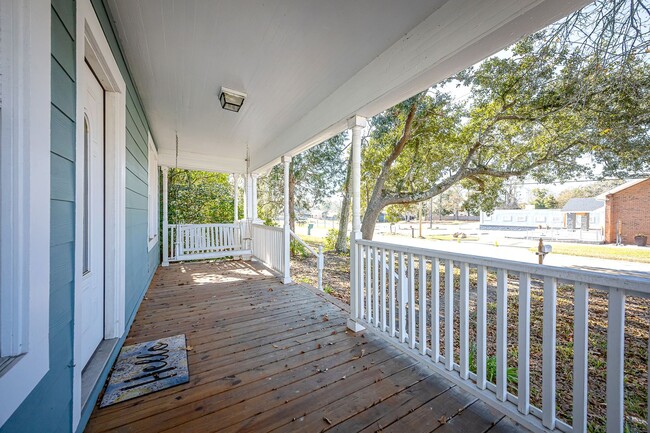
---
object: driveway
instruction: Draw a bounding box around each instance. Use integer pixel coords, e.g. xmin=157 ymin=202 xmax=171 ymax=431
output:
xmin=373 ymin=232 xmax=650 ymax=279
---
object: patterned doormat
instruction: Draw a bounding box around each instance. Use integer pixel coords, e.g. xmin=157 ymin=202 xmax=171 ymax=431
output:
xmin=100 ymin=334 xmax=190 ymax=407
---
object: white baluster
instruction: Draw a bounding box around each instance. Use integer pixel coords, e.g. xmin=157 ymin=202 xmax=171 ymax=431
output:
xmin=381 ymin=248 xmax=387 ymax=332
xmin=518 ymin=272 xmax=531 ymax=415
xmin=573 ymin=282 xmax=588 ymax=432
xmin=366 ymin=246 xmax=372 ymax=323
xmin=419 ymin=255 xmax=427 ymax=356
xmin=496 ymin=268 xmax=507 ymax=400
xmin=445 ymin=259 xmax=454 ymax=371
xmin=542 ymin=276 xmax=557 ymax=430
xmin=399 ymin=252 xmax=406 ymax=343
xmin=374 ymin=247 xmax=380 ymax=327
xmin=431 ymin=257 xmax=440 ymax=363
xmin=606 ymin=289 xmax=625 ymax=433
xmin=389 ymin=249 xmax=396 ymax=338
xmin=459 ymin=262 xmax=469 ymax=380
xmin=476 ymin=265 xmax=487 ymax=390
xmin=408 ymin=253 xmax=416 ymax=350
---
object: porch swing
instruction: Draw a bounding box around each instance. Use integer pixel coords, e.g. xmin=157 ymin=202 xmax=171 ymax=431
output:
xmin=167 ymin=134 xmax=252 ymax=263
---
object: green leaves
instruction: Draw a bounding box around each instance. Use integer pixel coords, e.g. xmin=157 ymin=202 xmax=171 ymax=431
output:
xmin=360 ymin=4 xmax=650 ymax=238
xmin=167 ymin=169 xmax=239 ymax=224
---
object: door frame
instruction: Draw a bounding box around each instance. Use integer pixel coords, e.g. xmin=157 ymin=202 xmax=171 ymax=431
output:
xmin=73 ymin=0 xmax=126 ymax=429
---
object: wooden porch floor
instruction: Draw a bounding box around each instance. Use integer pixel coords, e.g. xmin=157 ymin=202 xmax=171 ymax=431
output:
xmin=86 ymin=260 xmax=527 ymax=433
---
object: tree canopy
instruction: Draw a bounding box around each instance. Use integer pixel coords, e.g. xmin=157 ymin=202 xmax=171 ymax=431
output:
xmin=258 ymin=133 xmax=348 ymax=229
xmin=358 ymin=10 xmax=650 ymax=238
xmin=167 ymin=169 xmax=240 ymax=224
xmin=555 ymin=179 xmax=625 ymax=207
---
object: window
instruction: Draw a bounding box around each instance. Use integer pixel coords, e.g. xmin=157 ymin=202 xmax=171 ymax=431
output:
xmin=147 ymin=134 xmax=159 ymax=251
xmin=0 ymin=0 xmax=51 ymax=425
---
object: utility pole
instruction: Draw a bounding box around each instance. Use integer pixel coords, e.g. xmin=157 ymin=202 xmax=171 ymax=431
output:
xmin=429 ymin=196 xmax=433 ymax=229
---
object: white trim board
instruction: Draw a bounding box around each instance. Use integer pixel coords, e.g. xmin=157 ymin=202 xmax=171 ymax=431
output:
xmin=0 ymin=0 xmax=51 ymax=427
xmin=73 ymin=0 xmax=127 ymax=430
xmin=147 ymin=133 xmax=159 ymax=251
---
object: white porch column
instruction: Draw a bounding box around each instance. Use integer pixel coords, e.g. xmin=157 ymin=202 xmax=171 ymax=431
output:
xmin=347 ymin=115 xmax=367 ymax=332
xmin=251 ymin=173 xmax=260 ymax=223
xmin=233 ymin=173 xmax=239 ymax=222
xmin=282 ymin=156 xmax=292 ymax=284
xmin=162 ymin=166 xmax=169 ymax=266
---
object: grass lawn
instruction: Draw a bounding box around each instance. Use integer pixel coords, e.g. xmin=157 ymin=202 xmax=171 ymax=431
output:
xmin=528 ymin=243 xmax=650 ymax=263
xmin=296 ymin=234 xmax=325 ymax=246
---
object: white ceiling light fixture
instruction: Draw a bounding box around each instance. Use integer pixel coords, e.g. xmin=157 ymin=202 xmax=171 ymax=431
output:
xmin=219 ymin=87 xmax=247 ymax=112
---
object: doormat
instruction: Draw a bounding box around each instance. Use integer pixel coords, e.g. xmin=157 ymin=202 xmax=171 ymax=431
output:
xmin=99 ymin=334 xmax=190 ymax=407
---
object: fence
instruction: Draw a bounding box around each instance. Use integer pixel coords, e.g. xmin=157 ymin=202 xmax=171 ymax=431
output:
xmin=352 ymin=239 xmax=650 ymax=433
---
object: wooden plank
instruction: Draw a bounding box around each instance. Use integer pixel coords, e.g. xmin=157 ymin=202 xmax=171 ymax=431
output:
xmin=160 ymin=350 xmax=405 ymax=433
xmin=90 ymin=330 xmax=363 ymax=430
xmin=434 ymin=399 xmax=504 ymax=433
xmin=379 ymin=386 xmax=477 ymax=433
xmin=330 ymin=373 xmax=454 ymax=433
xmin=270 ymin=363 xmax=433 ymax=432
xmin=86 ymin=260 xmax=523 ymax=433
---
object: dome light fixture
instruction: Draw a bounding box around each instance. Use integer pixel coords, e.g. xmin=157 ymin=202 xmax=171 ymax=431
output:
xmin=219 ymin=87 xmax=246 ymax=112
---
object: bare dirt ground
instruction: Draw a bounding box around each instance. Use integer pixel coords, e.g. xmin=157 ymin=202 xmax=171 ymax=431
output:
xmin=292 ymin=251 xmax=650 ymax=433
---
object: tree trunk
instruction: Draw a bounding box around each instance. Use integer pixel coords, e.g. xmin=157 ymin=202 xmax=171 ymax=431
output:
xmin=361 ymin=198 xmax=385 ymax=240
xmin=335 ymin=150 xmax=353 ymax=252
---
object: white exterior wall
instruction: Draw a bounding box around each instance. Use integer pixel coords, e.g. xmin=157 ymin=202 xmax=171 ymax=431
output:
xmin=481 ymin=209 xmax=564 ymax=229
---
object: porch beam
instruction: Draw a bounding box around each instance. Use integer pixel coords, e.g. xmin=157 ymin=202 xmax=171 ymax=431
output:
xmin=162 ymin=166 xmax=169 ymax=266
xmin=282 ymin=156 xmax=292 ymax=284
xmin=347 ymin=115 xmax=366 ymax=332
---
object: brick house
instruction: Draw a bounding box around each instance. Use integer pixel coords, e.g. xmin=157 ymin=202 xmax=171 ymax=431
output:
xmin=602 ymin=178 xmax=650 ymax=244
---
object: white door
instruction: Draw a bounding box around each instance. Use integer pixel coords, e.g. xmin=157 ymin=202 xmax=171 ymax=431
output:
xmin=80 ymin=63 xmax=105 ymax=368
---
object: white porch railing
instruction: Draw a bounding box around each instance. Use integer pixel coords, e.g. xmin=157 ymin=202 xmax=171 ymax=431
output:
xmin=352 ymin=239 xmax=650 ymax=433
xmin=290 ymin=229 xmax=324 ymax=291
xmin=168 ymin=222 xmax=250 ymax=262
xmin=251 ymin=223 xmax=285 ymax=274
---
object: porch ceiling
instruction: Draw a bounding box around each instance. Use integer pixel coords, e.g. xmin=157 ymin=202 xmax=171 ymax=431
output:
xmin=107 ymin=0 xmax=590 ymax=173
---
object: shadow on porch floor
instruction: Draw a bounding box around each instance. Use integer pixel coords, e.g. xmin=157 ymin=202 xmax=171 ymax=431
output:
xmin=85 ymin=260 xmax=527 ymax=433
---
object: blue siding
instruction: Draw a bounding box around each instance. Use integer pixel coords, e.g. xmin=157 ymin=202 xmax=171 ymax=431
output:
xmin=1 ymin=0 xmax=159 ymax=431
xmin=0 ymin=3 xmax=76 ymax=432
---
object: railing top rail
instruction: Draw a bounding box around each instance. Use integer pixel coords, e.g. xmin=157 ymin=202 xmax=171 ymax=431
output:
xmin=251 ymin=223 xmax=284 ymax=233
xmin=358 ymin=239 xmax=650 ymax=294
xmin=289 ymin=229 xmax=318 ymax=256
xmin=173 ymin=223 xmax=239 ymax=228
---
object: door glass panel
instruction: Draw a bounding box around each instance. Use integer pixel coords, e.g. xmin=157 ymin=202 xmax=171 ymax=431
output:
xmin=83 ymin=115 xmax=90 ymax=274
